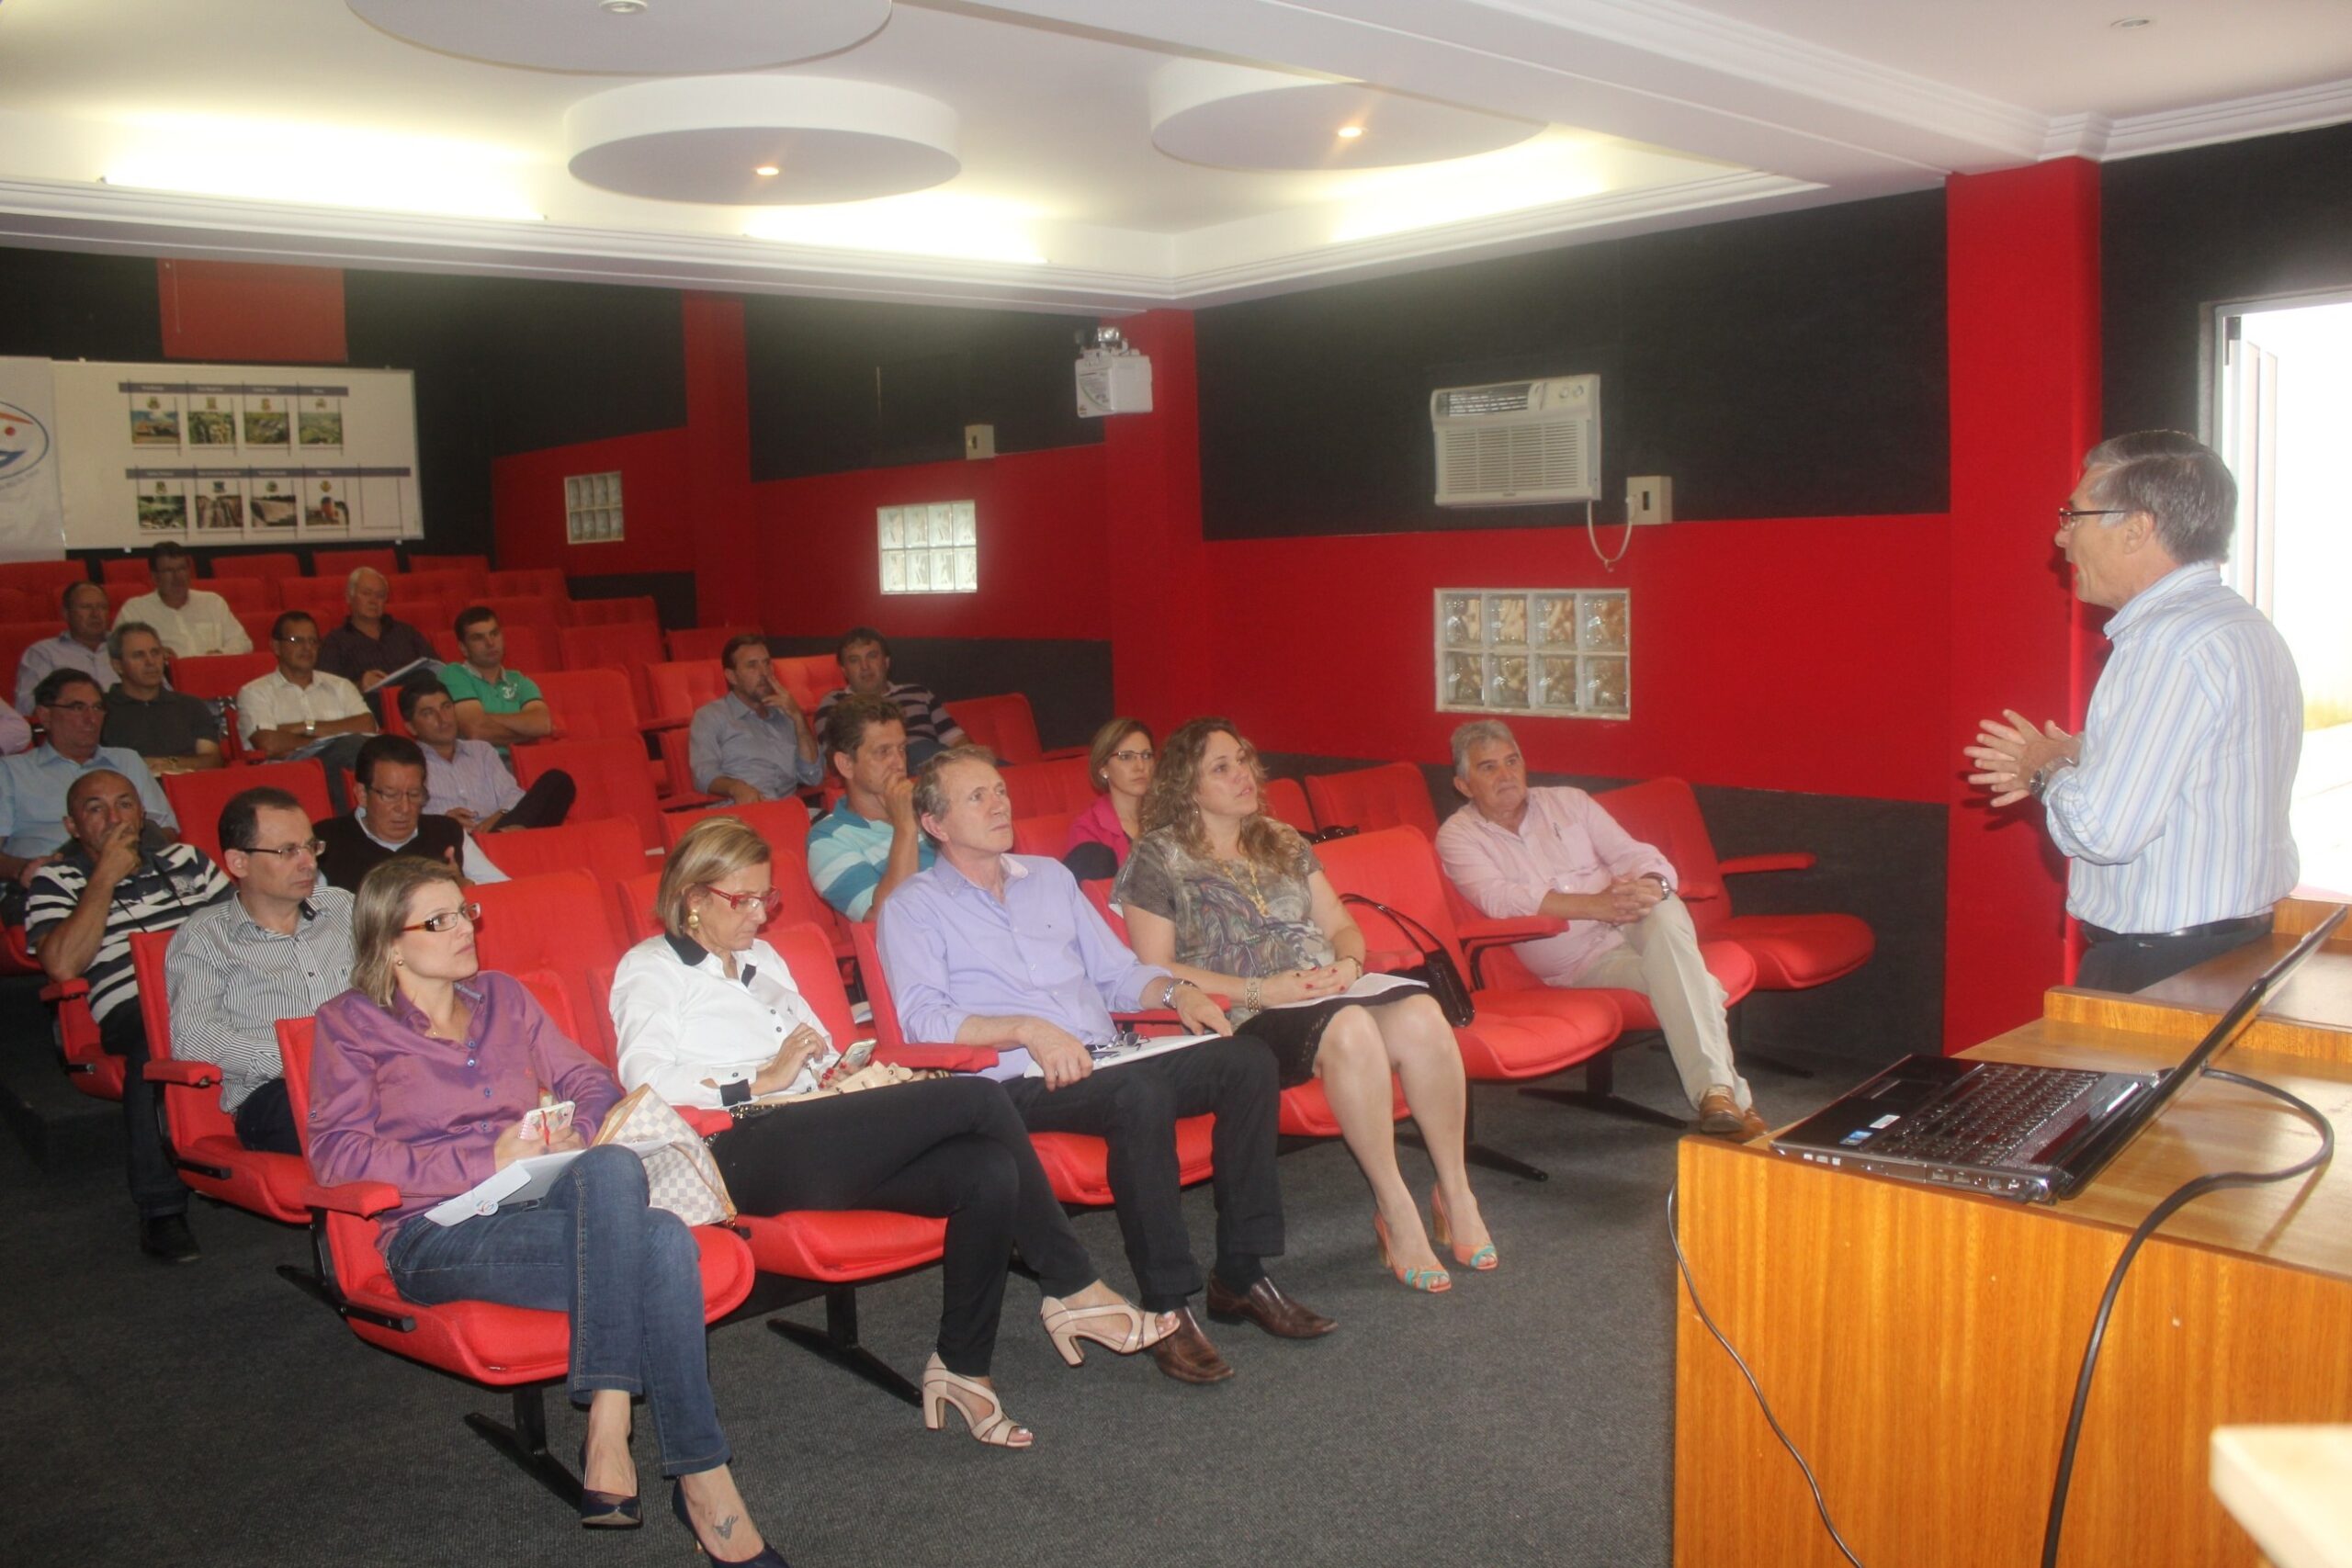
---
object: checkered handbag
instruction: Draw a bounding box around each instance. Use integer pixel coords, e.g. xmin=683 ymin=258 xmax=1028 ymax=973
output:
xmin=593 ymin=1085 xmax=737 ymax=1227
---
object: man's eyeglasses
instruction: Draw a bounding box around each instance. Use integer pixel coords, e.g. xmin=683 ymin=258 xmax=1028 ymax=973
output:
xmin=1110 ymin=749 xmax=1154 ymax=765
xmin=43 ymin=700 xmax=105 ymax=716
xmin=401 ymin=901 xmax=483 ymax=935
xmin=700 ymin=886 xmax=786 ymax=915
xmin=276 ymin=635 xmax=321 ymax=649
xmin=366 ymin=788 xmax=425 ymax=805
xmin=243 ymin=839 xmax=326 ymax=862
xmin=2056 ymin=504 xmax=2130 ymax=532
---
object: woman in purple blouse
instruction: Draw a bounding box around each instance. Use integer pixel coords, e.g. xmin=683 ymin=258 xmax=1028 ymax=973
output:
xmin=307 ymin=857 xmax=786 ymax=1565
xmin=1061 ymin=716 xmax=1155 ymax=881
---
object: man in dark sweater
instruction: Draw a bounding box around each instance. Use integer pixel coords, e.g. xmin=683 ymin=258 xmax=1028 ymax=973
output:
xmin=312 ymin=735 xmax=508 ymax=890
xmin=317 ymin=568 xmax=436 ymax=713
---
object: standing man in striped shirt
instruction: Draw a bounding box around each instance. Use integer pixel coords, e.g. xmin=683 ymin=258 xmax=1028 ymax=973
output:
xmin=27 ymin=770 xmax=232 ymax=1261
xmin=1967 ymin=431 xmax=2302 ymax=992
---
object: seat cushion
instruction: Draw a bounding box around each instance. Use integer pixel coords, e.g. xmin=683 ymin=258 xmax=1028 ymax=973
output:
xmin=1276 ymin=1076 xmax=1408 ymax=1138
xmin=179 ymin=1136 xmax=312 ymax=1224
xmin=1451 ymin=990 xmax=1622 ymax=1078
xmin=1031 ymin=1115 xmax=1216 ymax=1207
xmin=1712 ymin=913 xmax=1875 ymax=990
xmin=738 ymin=1211 xmax=947 ymax=1282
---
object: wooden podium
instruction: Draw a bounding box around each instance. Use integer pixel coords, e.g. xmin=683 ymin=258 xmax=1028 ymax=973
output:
xmin=1672 ymin=910 xmax=2352 ymax=1568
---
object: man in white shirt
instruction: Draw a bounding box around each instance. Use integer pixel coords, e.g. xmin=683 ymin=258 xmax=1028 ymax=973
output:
xmin=16 ymin=581 xmax=117 ymax=716
xmin=235 ymin=611 xmax=375 ymax=809
xmin=111 ymin=542 xmax=251 ymax=659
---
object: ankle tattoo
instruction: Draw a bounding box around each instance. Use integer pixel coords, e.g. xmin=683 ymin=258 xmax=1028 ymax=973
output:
xmin=715 ymin=1514 xmax=739 ymax=1541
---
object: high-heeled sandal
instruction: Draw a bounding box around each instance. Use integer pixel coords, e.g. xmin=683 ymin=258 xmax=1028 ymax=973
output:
xmin=1430 ymin=1185 xmax=1498 ymax=1271
xmin=576 ymin=1439 xmax=641 ymax=1529
xmin=672 ymin=1482 xmax=790 ymax=1566
xmin=1374 ymin=1211 xmax=1452 ymax=1292
xmin=921 ymin=1353 xmax=1035 ymax=1448
xmin=1038 ymin=1292 xmax=1175 ymax=1366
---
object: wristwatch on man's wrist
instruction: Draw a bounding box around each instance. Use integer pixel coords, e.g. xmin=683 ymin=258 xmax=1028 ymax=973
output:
xmin=303 ymin=718 xmax=317 ymax=737
xmin=2029 ymin=757 xmax=2072 ymax=798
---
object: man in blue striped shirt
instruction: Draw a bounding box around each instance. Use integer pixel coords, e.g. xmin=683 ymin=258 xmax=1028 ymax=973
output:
xmin=1967 ymin=431 xmax=2301 ymax=992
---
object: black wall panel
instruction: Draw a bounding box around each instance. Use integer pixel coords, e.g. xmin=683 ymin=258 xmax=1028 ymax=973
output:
xmin=1197 ymin=190 xmax=1949 ymax=538
xmin=744 ymin=297 xmax=1101 ymax=480
xmin=2103 ymin=120 xmax=2352 ymax=437
xmin=0 ymin=245 xmax=164 ymax=363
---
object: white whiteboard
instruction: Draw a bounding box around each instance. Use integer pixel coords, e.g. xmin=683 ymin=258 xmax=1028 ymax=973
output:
xmin=51 ymin=360 xmax=422 ymax=551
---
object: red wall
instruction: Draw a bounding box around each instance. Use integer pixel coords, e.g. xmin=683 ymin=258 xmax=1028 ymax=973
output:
xmin=156 ymin=258 xmax=346 ymax=365
xmin=753 ymin=445 xmax=1112 ymax=644
xmin=490 ymin=425 xmax=693 ymax=576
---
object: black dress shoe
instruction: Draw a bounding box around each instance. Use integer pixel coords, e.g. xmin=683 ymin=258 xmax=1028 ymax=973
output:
xmin=140 ymin=1213 xmax=199 ymax=1264
xmin=1204 ymin=1275 xmax=1336 ymax=1339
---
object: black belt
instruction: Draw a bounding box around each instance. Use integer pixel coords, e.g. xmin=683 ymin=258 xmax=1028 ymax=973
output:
xmin=2078 ymin=913 xmax=2271 ymax=945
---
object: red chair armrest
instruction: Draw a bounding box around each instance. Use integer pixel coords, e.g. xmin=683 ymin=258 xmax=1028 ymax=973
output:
xmin=878 ymin=1043 xmax=1004 ymax=1072
xmin=1719 ymin=852 xmax=1816 ymax=875
xmin=1458 ymin=915 xmax=1564 ymax=945
xmin=1363 ymin=946 xmax=1424 ymax=973
xmin=1039 ymin=745 xmax=1087 ymax=761
xmin=662 ymin=795 xmax=725 ymax=813
xmin=301 ymin=1179 xmax=401 ymax=1217
xmin=144 ymin=1059 xmax=219 ymax=1087
xmin=678 ymin=1106 xmax=733 ymax=1137
xmin=39 ymin=977 xmax=90 ymax=1004
xmin=642 ymin=716 xmax=690 ymax=734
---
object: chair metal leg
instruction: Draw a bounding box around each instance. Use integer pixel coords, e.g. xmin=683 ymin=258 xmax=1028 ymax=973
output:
xmin=767 ymin=1285 xmax=921 ymax=1406
xmin=464 ymin=1386 xmax=582 ymax=1508
xmin=1519 ymin=1052 xmax=1689 ymax=1131
xmin=1401 ymin=1088 xmax=1549 ymax=1181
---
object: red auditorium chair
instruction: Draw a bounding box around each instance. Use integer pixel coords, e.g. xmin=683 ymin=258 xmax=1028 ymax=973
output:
xmin=475 ymin=816 xmax=651 ymax=887
xmin=406 ymin=552 xmax=489 ymax=578
xmin=646 ymin=659 xmax=725 ymax=729
xmin=850 ymin=922 xmax=1218 ymax=1207
xmin=773 ymin=654 xmax=845 ymax=714
xmin=0 ymin=620 xmax=53 ymax=694
xmin=163 ymin=758 xmax=330 ymax=864
xmin=127 ymin=931 xmax=311 ymax=1224
xmin=432 ymin=620 xmax=549 ymax=673
xmin=536 ymin=666 xmax=645 ymax=741
xmin=651 ymin=727 xmax=726 ymax=806
xmin=205 ymin=551 xmax=300 ymax=580
xmin=1315 ymin=828 xmax=1639 ymax=1166
xmin=1262 ymin=777 xmax=1316 ymax=834
xmin=659 ymin=798 xmax=851 ymax=966
xmin=205 ymin=576 xmax=280 ymax=613
xmin=393 ymin=569 xmax=473 ymax=605
xmin=481 ymin=596 xmax=567 ymax=668
xmin=309 ymin=547 xmax=398 ymax=578
xmin=100 ymin=558 xmax=153 ymax=588
xmin=233 ymin=608 xmax=281 ymax=652
xmin=0 ymin=587 xmax=34 ymax=621
xmin=1012 ymin=812 xmax=1075 ymax=858
xmin=485 ymin=568 xmax=570 ymax=601
xmin=275 ymin=987 xmax=755 ymax=1511
xmin=566 ymin=594 xmax=658 ymax=627
xmin=1001 ymin=755 xmax=1096 ymax=818
xmin=950 ymin=693 xmax=1081 ymax=765
xmin=32 ymin=914 xmax=123 ymax=1099
xmin=169 ymin=649 xmax=276 ymax=705
xmin=560 ymin=622 xmax=666 ymax=717
xmin=514 ymin=737 xmax=686 ymax=853
xmin=0 ymin=559 xmax=94 ymax=597
xmin=275 ymin=574 xmax=350 ymax=628
xmin=469 ymin=869 xmax=631 ymax=1059
xmin=615 ymin=867 xmax=663 ymax=944
xmin=1304 ymin=761 xmax=1438 ymax=838
xmin=664 ymin=626 xmax=756 ymax=664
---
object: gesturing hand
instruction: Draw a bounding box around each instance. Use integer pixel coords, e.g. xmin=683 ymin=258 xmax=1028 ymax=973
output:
xmin=1965 ymin=709 xmax=2075 ymax=807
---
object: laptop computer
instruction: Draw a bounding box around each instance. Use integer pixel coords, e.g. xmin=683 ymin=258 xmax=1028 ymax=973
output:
xmin=1772 ymin=907 xmax=2346 ymax=1203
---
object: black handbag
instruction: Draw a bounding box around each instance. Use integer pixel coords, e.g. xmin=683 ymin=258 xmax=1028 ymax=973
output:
xmin=1339 ymin=894 xmax=1476 ymax=1026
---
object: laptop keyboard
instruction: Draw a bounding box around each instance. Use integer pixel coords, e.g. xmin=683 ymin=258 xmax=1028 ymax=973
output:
xmin=1871 ymin=1065 xmax=2104 ymax=1166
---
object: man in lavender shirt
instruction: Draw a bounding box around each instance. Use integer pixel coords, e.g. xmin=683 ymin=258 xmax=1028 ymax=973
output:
xmin=400 ymin=678 xmax=572 ymax=832
xmin=878 ymin=745 xmax=1333 ymax=1385
xmin=1436 ymin=719 xmax=1762 ymax=1140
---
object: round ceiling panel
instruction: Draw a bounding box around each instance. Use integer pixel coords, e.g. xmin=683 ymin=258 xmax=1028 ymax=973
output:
xmin=346 ymin=0 xmax=893 ymax=75
xmin=1150 ymin=61 xmax=1540 ymax=171
xmin=564 ymin=76 xmax=960 ymax=206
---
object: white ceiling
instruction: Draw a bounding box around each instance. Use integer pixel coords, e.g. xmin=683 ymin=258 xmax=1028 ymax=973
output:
xmin=0 ymin=0 xmax=2345 ymax=314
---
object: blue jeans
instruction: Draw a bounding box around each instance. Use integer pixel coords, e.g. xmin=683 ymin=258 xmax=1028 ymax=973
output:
xmin=385 ymin=1144 xmax=728 ymax=1478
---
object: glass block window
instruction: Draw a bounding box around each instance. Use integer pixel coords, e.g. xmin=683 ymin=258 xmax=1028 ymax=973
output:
xmin=1436 ymin=587 xmax=1630 ymax=718
xmin=879 ymin=501 xmax=978 ymax=594
xmin=564 ymin=471 xmax=623 ymax=544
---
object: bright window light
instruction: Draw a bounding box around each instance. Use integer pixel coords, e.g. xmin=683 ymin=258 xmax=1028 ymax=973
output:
xmin=878 ymin=501 xmax=978 ymax=595
xmin=746 ymin=195 xmax=1045 ymax=265
xmin=105 ymin=113 xmax=542 ymax=221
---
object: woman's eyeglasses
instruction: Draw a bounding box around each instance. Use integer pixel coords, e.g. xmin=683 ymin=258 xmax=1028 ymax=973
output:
xmin=700 ymin=886 xmax=786 ymax=915
xmin=243 ymin=838 xmax=326 ymax=861
xmin=1110 ymin=749 xmax=1154 ymax=765
xmin=401 ymin=901 xmax=483 ymax=934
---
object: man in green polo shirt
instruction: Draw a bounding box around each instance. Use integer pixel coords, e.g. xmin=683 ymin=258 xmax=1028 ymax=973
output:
xmin=441 ymin=605 xmax=554 ymax=752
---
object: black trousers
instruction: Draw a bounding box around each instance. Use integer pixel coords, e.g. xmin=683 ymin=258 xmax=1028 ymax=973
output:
xmin=98 ymin=1008 xmax=186 ymax=1219
xmin=492 ymin=769 xmax=574 ymax=830
xmin=2076 ymin=921 xmax=2271 ymax=994
xmin=1001 ymin=1034 xmax=1283 ymax=1312
xmin=708 ymin=1076 xmax=1093 ymax=1376
xmin=232 ymin=1078 xmax=301 ymax=1154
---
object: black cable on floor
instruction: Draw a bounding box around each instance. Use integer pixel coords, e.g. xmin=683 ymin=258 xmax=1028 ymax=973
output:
xmin=2039 ymin=1067 xmax=2334 ymax=1568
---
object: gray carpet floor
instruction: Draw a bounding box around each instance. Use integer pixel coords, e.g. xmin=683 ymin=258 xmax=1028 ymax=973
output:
xmin=0 ymin=1021 xmax=1857 ymax=1568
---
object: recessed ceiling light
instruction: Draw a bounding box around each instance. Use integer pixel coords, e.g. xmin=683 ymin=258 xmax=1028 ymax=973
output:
xmin=754 ymin=164 xmax=780 ymax=176
xmin=1336 ymin=125 xmax=1363 ymax=140
xmin=2110 ymin=16 xmax=2154 ymax=28
xmin=600 ymin=1 xmax=649 ymax=15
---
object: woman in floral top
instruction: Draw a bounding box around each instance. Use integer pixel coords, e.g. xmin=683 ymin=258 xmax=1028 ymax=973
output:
xmin=1115 ymin=719 xmax=1495 ymax=1292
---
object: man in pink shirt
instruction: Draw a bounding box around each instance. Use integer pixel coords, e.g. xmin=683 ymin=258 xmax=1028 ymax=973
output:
xmin=1434 ymin=719 xmax=1762 ymax=1139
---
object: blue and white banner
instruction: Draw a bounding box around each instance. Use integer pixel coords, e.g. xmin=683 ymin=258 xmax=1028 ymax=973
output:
xmin=0 ymin=357 xmax=65 ymax=561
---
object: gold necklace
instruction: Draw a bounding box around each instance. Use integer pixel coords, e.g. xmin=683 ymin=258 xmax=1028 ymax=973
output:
xmin=1220 ymin=853 xmax=1269 ymax=915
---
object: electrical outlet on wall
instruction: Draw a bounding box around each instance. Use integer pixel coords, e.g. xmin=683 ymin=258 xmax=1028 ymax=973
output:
xmin=964 ymin=423 xmax=996 ymax=459
xmin=1626 ymin=475 xmax=1672 ymax=525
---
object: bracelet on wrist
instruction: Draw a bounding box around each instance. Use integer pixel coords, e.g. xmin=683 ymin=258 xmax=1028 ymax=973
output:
xmin=1243 ymin=976 xmax=1263 ymax=1010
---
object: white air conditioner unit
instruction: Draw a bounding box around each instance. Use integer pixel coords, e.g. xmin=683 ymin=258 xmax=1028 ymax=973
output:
xmin=1430 ymin=375 xmax=1600 ymax=506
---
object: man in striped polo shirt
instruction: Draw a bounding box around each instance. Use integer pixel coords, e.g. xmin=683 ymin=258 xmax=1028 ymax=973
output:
xmin=27 ymin=769 xmax=232 ymax=1262
xmin=1966 ymin=431 xmax=2303 ymax=992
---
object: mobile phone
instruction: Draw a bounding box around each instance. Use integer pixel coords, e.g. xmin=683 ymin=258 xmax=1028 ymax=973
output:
xmin=839 ymin=1039 xmax=876 ymax=1073
xmin=520 ymin=1100 xmax=575 ymax=1140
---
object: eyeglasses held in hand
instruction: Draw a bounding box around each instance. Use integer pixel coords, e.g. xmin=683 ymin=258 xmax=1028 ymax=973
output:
xmin=699 ymin=886 xmax=786 ymax=915
xmin=243 ymin=838 xmax=326 ymax=861
xmin=401 ymin=901 xmax=484 ymax=934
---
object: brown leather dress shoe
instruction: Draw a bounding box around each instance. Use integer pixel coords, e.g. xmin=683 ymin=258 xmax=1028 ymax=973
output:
xmin=1148 ymin=1307 xmax=1235 ymax=1384
xmin=1696 ymin=1087 xmax=1765 ymax=1141
xmin=1205 ymin=1274 xmax=1338 ymax=1339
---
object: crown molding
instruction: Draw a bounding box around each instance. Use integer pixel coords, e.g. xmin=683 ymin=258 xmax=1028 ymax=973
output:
xmin=2094 ymin=76 xmax=2352 ymax=161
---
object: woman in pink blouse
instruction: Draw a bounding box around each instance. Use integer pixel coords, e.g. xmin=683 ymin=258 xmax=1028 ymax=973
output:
xmin=1062 ymin=716 xmax=1155 ymax=881
xmin=307 ymin=857 xmax=785 ymax=1564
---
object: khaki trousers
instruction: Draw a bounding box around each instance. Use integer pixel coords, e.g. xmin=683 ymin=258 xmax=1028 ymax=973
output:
xmin=1559 ymin=894 xmax=1749 ymax=1111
